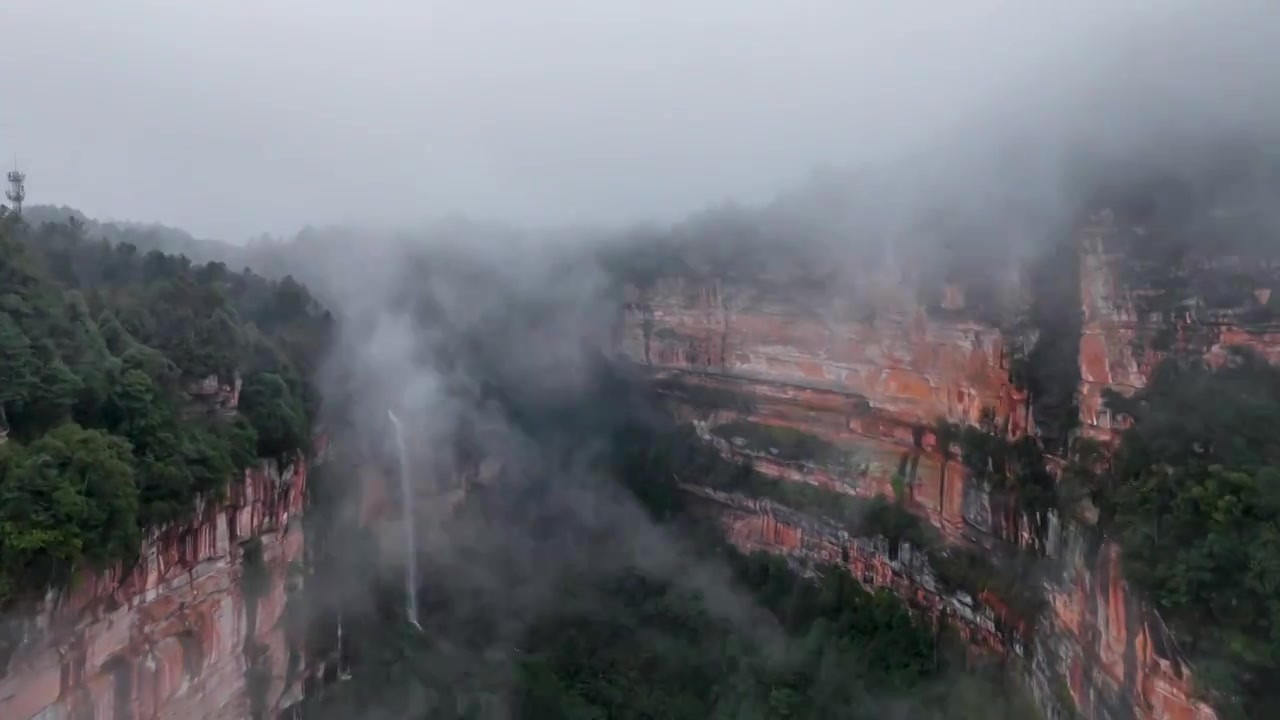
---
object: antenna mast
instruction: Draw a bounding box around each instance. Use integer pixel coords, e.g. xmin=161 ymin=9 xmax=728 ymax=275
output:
xmin=5 ymin=158 xmax=25 ymax=215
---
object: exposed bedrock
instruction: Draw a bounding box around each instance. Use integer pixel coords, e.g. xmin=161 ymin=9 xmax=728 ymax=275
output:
xmin=613 ymin=210 xmax=1240 ymax=720
xmin=0 ymin=457 xmax=311 ymax=720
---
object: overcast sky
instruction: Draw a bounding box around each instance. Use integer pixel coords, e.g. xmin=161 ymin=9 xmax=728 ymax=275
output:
xmin=2 ymin=2 xmax=1276 ymax=240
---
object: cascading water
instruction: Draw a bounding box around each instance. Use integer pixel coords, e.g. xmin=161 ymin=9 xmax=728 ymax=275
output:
xmin=387 ymin=410 xmax=422 ymax=630
xmin=335 ymin=614 xmax=350 ymax=679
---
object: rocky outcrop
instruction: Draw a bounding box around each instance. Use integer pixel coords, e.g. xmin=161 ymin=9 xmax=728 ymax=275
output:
xmin=620 ymin=275 xmax=1027 ymax=432
xmin=618 ymin=269 xmax=1032 ymax=548
xmin=615 ymin=216 xmax=1222 ymax=720
xmin=691 ymin=471 xmax=1215 ymax=720
xmin=1035 ymin=524 xmax=1214 ymax=720
xmin=185 ymin=373 xmax=243 ymax=419
xmin=687 ymin=485 xmax=1018 ymax=655
xmin=0 ymin=458 xmax=309 ymax=720
xmin=1077 ymin=211 xmax=1151 ymax=443
xmin=1079 ymin=208 xmax=1280 ymax=444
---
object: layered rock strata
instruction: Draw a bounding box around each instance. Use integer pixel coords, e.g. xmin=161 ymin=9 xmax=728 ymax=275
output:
xmin=687 ymin=484 xmax=1017 ymax=655
xmin=1079 ymin=208 xmax=1280 ymax=443
xmin=0 ymin=458 xmax=309 ymax=720
xmin=616 ymin=220 xmax=1221 ymax=720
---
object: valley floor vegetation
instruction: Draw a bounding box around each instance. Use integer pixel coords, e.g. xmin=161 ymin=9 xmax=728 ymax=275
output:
xmin=300 ymin=398 xmax=1040 ymax=720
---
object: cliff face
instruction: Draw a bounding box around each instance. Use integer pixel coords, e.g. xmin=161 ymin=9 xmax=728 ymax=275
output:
xmin=0 ymin=459 xmax=310 ymax=720
xmin=619 ymin=269 xmax=1034 ymax=544
xmin=1079 ymin=208 xmax=1280 ymax=443
xmin=615 ymin=216 xmax=1232 ymax=720
xmin=688 ymin=484 xmax=1017 ymax=655
xmin=620 ymin=275 xmax=1026 ymax=432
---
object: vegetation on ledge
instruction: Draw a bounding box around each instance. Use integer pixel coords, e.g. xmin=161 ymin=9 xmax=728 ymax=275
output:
xmin=0 ymin=210 xmax=329 ymax=605
xmin=709 ymin=419 xmax=856 ymax=468
xmin=934 ymin=414 xmax=1061 ymax=529
xmin=619 ymin=422 xmax=1046 ymax=628
xmin=1099 ymin=347 xmax=1280 ymax=719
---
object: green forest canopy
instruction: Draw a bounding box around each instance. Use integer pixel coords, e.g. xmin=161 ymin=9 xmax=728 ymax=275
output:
xmin=0 ymin=208 xmax=330 ymax=604
xmin=1102 ymin=348 xmax=1280 ymax=719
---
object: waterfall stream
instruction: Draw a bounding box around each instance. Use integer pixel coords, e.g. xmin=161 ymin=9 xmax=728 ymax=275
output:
xmin=387 ymin=410 xmax=422 ymax=629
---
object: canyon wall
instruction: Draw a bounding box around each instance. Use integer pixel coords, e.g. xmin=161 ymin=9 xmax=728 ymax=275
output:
xmin=687 ymin=484 xmax=1018 ymax=655
xmin=0 ymin=460 xmax=309 ymax=720
xmin=1079 ymin=209 xmax=1280 ymax=443
xmin=614 ymin=216 xmax=1225 ymax=720
xmin=0 ymin=374 xmax=315 ymax=720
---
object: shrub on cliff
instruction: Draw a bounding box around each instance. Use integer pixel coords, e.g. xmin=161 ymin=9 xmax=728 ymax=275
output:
xmin=239 ymin=371 xmax=310 ymax=461
xmin=0 ymin=424 xmax=139 ymax=603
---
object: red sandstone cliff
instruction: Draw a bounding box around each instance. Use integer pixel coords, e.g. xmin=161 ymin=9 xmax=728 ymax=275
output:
xmin=687 ymin=484 xmax=1017 ymax=655
xmin=1079 ymin=208 xmax=1280 ymax=445
xmin=621 ymin=274 xmax=1027 ymax=432
xmin=0 ymin=458 xmax=310 ymax=720
xmin=616 ymin=217 xmax=1224 ymax=720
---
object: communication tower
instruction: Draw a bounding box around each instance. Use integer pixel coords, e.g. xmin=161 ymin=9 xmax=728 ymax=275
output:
xmin=5 ymin=159 xmax=25 ymax=215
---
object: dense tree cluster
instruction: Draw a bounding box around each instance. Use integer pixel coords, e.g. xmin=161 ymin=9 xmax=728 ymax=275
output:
xmin=0 ymin=209 xmax=328 ymax=604
xmin=513 ymin=552 xmax=1032 ymax=720
xmin=305 ymin=547 xmax=1033 ymax=720
xmin=1100 ymin=348 xmax=1280 ymax=718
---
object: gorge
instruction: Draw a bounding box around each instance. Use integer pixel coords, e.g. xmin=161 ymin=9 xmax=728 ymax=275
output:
xmin=3 ymin=146 xmax=1279 ymax=720
xmin=6 ymin=3 xmax=1280 ymax=717
xmin=609 ymin=206 xmax=1219 ymax=720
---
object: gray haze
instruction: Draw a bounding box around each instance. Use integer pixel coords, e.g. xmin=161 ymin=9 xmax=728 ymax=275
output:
xmin=4 ymin=3 xmax=1278 ymax=717
xmin=5 ymin=1 xmax=1277 ymax=240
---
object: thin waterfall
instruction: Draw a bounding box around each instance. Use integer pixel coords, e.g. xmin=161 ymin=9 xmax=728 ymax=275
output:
xmin=335 ymin=613 xmax=348 ymax=678
xmin=387 ymin=410 xmax=421 ymax=629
